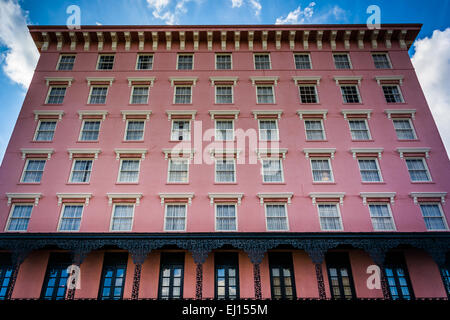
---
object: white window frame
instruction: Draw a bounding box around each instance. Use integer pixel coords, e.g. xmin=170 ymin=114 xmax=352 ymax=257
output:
xmin=96 ymin=54 xmax=115 ymax=70
xmin=253 ymin=53 xmax=272 ymax=70
xmin=293 ymin=53 xmax=312 ymax=69
xmin=215 ymin=203 xmax=238 ymax=231
xmin=257 ymin=119 xmax=279 ymax=141
xmin=357 ymin=157 xmax=383 ymax=183
xmin=405 ymin=157 xmax=432 ymax=182
xmin=20 ymin=158 xmax=46 ymax=183
xmin=117 ymin=158 xmax=141 ymax=183
xmin=45 ymin=86 xmax=67 ymax=104
xmin=167 ymin=158 xmax=190 ymax=183
xmin=255 ymin=85 xmax=275 ymax=104
xmin=135 ymin=53 xmax=154 ymax=70
xmin=304 ymin=119 xmax=326 ymax=141
xmin=170 ymin=119 xmax=191 ymax=141
xmin=261 ymin=158 xmax=284 ymax=183
xmin=87 ymin=86 xmax=108 ymax=104
xmin=215 ymin=85 xmax=234 ymax=104
xmin=56 ymin=54 xmax=76 ymax=70
xmin=347 ymin=118 xmax=371 ymax=140
xmin=173 ymin=85 xmax=192 ymax=104
xmin=419 ymin=202 xmax=449 ymax=231
xmin=214 ymin=119 xmax=234 ymax=141
xmin=5 ymin=204 xmax=33 ymax=232
xmin=333 ymin=53 xmax=352 ymax=69
xmin=129 ymin=85 xmax=150 ymax=104
xmin=164 ymin=203 xmax=187 ymax=231
xmin=372 ymin=52 xmax=392 ymax=69
xmin=33 ymin=119 xmax=57 ymax=141
xmin=382 ymin=84 xmax=404 ymax=103
xmin=124 ymin=119 xmax=146 ymax=141
xmin=340 ymin=85 xmax=362 ymax=104
xmin=109 ymin=203 xmax=135 ymax=232
xmin=310 ymin=157 xmax=334 ymax=183
xmin=176 ymin=53 xmax=194 ymax=70
xmin=78 ymin=119 xmax=102 ymax=141
xmin=298 ymin=85 xmax=319 ymax=104
xmin=57 ymin=203 xmax=84 ymax=232
xmin=264 ymin=202 xmax=289 ymax=231
xmin=317 ymin=203 xmax=344 ymax=231
xmin=215 ymin=53 xmax=232 ymax=70
xmin=393 ymin=118 xmax=417 ymax=140
xmin=69 ymin=158 xmax=94 ymax=183
xmin=214 ymin=158 xmax=236 ymax=183
xmin=368 ymin=202 xmax=397 ymax=231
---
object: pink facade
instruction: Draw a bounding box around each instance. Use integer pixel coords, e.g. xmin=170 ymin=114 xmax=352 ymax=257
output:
xmin=0 ymin=24 xmax=449 ymax=301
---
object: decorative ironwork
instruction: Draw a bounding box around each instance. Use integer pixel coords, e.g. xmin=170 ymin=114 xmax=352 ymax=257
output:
xmin=380 ymin=268 xmax=391 ymax=300
xmin=314 ymin=263 xmax=326 ymax=299
xmin=195 ymin=263 xmax=203 ymax=299
xmin=253 ymin=263 xmax=262 ymax=299
xmin=5 ymin=264 xmax=19 ymax=300
xmin=131 ymin=263 xmax=142 ymax=300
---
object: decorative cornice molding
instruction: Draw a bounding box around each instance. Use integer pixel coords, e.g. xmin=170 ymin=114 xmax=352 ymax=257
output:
xmin=257 ymin=193 xmax=293 ymax=205
xmin=121 ymin=110 xmax=152 ymax=121
xmin=297 ymin=110 xmax=328 ymax=119
xmin=303 ymin=148 xmax=336 ymax=159
xmin=341 ymin=109 xmax=372 ymax=119
xmin=309 ymin=192 xmax=345 ymax=205
xmin=67 ymin=148 xmax=101 ymax=160
xmin=114 ymin=148 xmax=148 ymax=160
xmin=33 ymin=110 xmax=64 ymax=121
xmin=159 ymin=193 xmax=194 ymax=205
xmin=360 ymin=192 xmax=396 ymax=205
xmin=385 ymin=109 xmax=416 ymax=119
xmin=410 ymin=192 xmax=447 ymax=205
xmin=107 ymin=193 xmax=143 ymax=206
xmin=397 ymin=147 xmax=430 ymax=159
xmin=208 ymin=193 xmax=244 ymax=205
xmin=208 ymin=110 xmax=240 ymax=120
xmin=127 ymin=77 xmax=155 ymax=87
xmin=45 ymin=77 xmax=73 ymax=87
xmin=6 ymin=193 xmax=41 ymax=206
xmin=350 ymin=148 xmax=384 ymax=159
xmin=56 ymin=193 xmax=92 ymax=206
xmin=292 ymin=76 xmax=321 ymax=86
xmin=77 ymin=110 xmax=108 ymax=120
xmin=86 ymin=77 xmax=114 ymax=87
xmin=20 ymin=148 xmax=54 ymax=160
xmin=166 ymin=110 xmax=197 ymax=120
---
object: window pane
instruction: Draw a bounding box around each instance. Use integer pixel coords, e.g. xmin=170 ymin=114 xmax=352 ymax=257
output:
xmin=383 ymin=85 xmax=403 ymax=103
xmin=299 ymin=86 xmax=318 ymax=103
xmin=165 ymin=205 xmax=186 ymax=231
xmin=71 ymin=160 xmax=92 ymax=183
xmin=262 ymin=159 xmax=283 ymax=182
xmin=334 ymin=54 xmax=351 ymax=69
xmin=406 ymin=159 xmax=430 ymax=181
xmin=97 ymin=55 xmax=114 ymax=70
xmin=341 ymin=86 xmax=360 ymax=103
xmin=174 ymin=86 xmax=192 ymax=104
xmin=216 ymin=205 xmax=237 ymax=231
xmin=257 ymin=86 xmax=274 ymax=103
xmin=311 ymin=159 xmax=332 ymax=182
xmin=369 ymin=204 xmax=395 ymax=230
xmin=178 ymin=55 xmax=193 ymax=70
xmin=137 ymin=55 xmax=153 ymax=70
xmin=118 ymin=160 xmax=140 ymax=182
xmin=112 ymin=205 xmax=134 ymax=231
xmin=8 ymin=205 xmax=32 ymax=231
xmin=58 ymin=55 xmax=75 ymax=70
xmin=318 ymin=204 xmax=342 ymax=230
xmin=125 ymin=121 xmax=145 ymax=141
xmin=216 ymin=159 xmax=235 ymax=183
xmin=305 ymin=120 xmax=324 ymax=140
xmin=266 ymin=205 xmax=288 ymax=230
xmin=294 ymin=54 xmax=311 ymax=69
xmin=35 ymin=121 xmax=57 ymax=141
xmin=259 ymin=120 xmax=278 ymax=140
xmin=254 ymin=54 xmax=271 ymax=69
xmin=89 ymin=87 xmax=108 ymax=104
xmin=47 ymin=87 xmax=66 ymax=104
xmin=393 ymin=120 xmax=415 ymax=139
xmin=168 ymin=160 xmax=189 ymax=182
xmin=372 ymin=54 xmax=391 ymax=69
xmin=80 ymin=121 xmax=100 ymax=141
xmin=358 ymin=159 xmax=381 ymax=182
xmin=59 ymin=205 xmax=83 ymax=231
xmin=131 ymin=87 xmax=149 ymax=104
xmin=22 ymin=160 xmax=46 ymax=183
xmin=420 ymin=204 xmax=447 ymax=230
xmin=216 ymin=55 xmax=231 ymax=69
xmin=349 ymin=120 xmax=370 ymax=140
xmin=216 ymin=86 xmax=233 ymax=103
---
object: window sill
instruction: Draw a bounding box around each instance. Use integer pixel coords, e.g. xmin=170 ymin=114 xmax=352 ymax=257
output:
xmin=386 ymin=102 xmax=407 ymax=105
xmin=397 ymin=139 xmax=419 ymax=142
xmin=256 ymin=103 xmax=277 ymax=105
xmin=168 ymin=140 xmax=191 ymax=143
xmin=361 ymin=182 xmax=386 ymax=184
xmin=17 ymin=182 xmax=41 ymax=185
xmin=66 ymin=183 xmax=90 ymax=185
xmin=312 ymin=182 xmax=336 ymax=185
xmin=214 ymin=182 xmax=238 ymax=185
xmin=42 ymin=103 xmax=63 ymax=106
xmin=351 ymin=139 xmax=374 ymax=142
xmin=86 ymin=103 xmax=107 ymax=106
xmin=300 ymin=103 xmax=321 ymax=105
xmin=122 ymin=140 xmax=145 ymax=143
xmin=166 ymin=182 xmax=190 ymax=185
xmin=262 ymin=182 xmax=286 ymax=185
xmin=77 ymin=141 xmax=99 ymax=143
xmin=128 ymin=103 xmax=149 ymax=106
xmin=116 ymin=182 xmax=139 ymax=185
xmin=410 ymin=181 xmax=435 ymax=184
xmin=172 ymin=103 xmax=193 ymax=106
xmin=306 ymin=140 xmax=328 ymax=142
xmin=342 ymin=103 xmax=363 ymax=105
xmin=214 ymin=103 xmax=235 ymax=105
xmin=30 ymin=140 xmax=53 ymax=143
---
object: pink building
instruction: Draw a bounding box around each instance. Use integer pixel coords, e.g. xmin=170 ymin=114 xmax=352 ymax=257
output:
xmin=0 ymin=24 xmax=449 ymax=301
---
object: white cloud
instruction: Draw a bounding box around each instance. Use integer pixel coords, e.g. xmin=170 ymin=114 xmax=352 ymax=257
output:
xmin=249 ymin=0 xmax=261 ymax=16
xmin=275 ymin=2 xmax=316 ymax=24
xmin=0 ymin=0 xmax=38 ymax=88
xmin=147 ymin=0 xmax=194 ymax=25
xmin=411 ymin=28 xmax=450 ymax=157
xmin=231 ymin=0 xmax=243 ymax=8
xmin=230 ymin=0 xmax=261 ymax=17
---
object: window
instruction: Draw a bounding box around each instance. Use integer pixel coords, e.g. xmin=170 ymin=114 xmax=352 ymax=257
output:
xmin=318 ymin=204 xmax=343 ymax=231
xmin=441 ymin=259 xmax=450 ymax=297
xmin=171 ymin=120 xmax=191 ymax=141
xmin=384 ymin=253 xmax=414 ymax=300
xmin=136 ymin=54 xmax=153 ymax=70
xmin=215 ymin=120 xmax=234 ymax=141
xmin=98 ymin=253 xmax=128 ymax=300
xmin=393 ymin=119 xmax=416 ymax=140
xmin=294 ymin=53 xmax=311 ymax=69
xmin=168 ymin=159 xmax=189 ymax=183
xmin=164 ymin=204 xmax=186 ymax=231
xmin=97 ymin=55 xmax=115 ymax=70
xmin=158 ymin=253 xmax=184 ymax=299
xmin=216 ymin=54 xmax=232 ymax=70
xmin=111 ymin=204 xmax=134 ymax=231
xmin=358 ymin=159 xmax=382 ymax=182
xmin=262 ymin=159 xmax=283 ymax=183
xmin=58 ymin=205 xmax=83 ymax=231
xmin=118 ymin=159 xmax=140 ymax=183
xmin=46 ymin=87 xmax=66 ymax=104
xmin=258 ymin=119 xmax=278 ymax=141
xmin=70 ymin=159 xmax=93 ymax=183
xmin=57 ymin=55 xmax=75 ymax=70
xmin=311 ymin=159 xmax=333 ymax=182
xmin=305 ymin=120 xmax=325 ymax=140
xmin=333 ymin=53 xmax=352 ymax=69
xmin=215 ymin=86 xmax=233 ymax=104
xmin=6 ymin=204 xmax=33 ymax=231
xmin=34 ymin=120 xmax=57 ymax=141
xmin=326 ymin=253 xmax=356 ymax=299
xmin=79 ymin=120 xmax=101 ymax=141
xmin=368 ymin=204 xmax=396 ymax=231
xmin=88 ymin=86 xmax=108 ymax=104
xmin=372 ymin=53 xmax=391 ymax=69
xmin=174 ymin=86 xmax=192 ymax=104
xmin=177 ymin=54 xmax=193 ymax=70
xmin=269 ymin=252 xmax=296 ymax=300
xmin=299 ymin=85 xmax=318 ymax=103
xmin=419 ymin=203 xmax=448 ymax=230
xmin=256 ymin=86 xmax=274 ymax=104
xmin=215 ymin=159 xmax=236 ymax=183
xmin=130 ymin=86 xmax=149 ymax=104
xmin=405 ymin=158 xmax=431 ymax=182
xmin=382 ymin=85 xmax=403 ymax=103
xmin=254 ymin=54 xmax=271 ymax=70
xmin=0 ymin=254 xmax=13 ymax=300
xmin=215 ymin=253 xmax=239 ymax=299
xmin=125 ymin=120 xmax=145 ymax=141
xmin=215 ymin=204 xmax=237 ymax=231
xmin=348 ymin=120 xmax=370 ymax=140
xmin=265 ymin=204 xmax=288 ymax=231
xmin=21 ymin=159 xmax=46 ymax=183
xmin=340 ymin=85 xmax=361 ymax=103
xmin=40 ymin=253 xmax=71 ymax=300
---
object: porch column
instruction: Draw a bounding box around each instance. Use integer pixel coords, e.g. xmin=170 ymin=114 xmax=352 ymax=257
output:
xmin=130 ymin=252 xmax=149 ymax=300
xmin=191 ymin=250 xmax=210 ymax=300
xmin=66 ymin=249 xmax=91 ymax=300
xmin=246 ymin=250 xmax=265 ymax=300
xmin=367 ymin=248 xmax=390 ymax=300
xmin=306 ymin=248 xmax=327 ymax=299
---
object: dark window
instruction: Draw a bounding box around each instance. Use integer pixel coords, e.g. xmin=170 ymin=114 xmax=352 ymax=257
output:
xmin=326 ymin=252 xmax=356 ymax=299
xmin=215 ymin=253 xmax=239 ymax=299
xmin=40 ymin=253 xmax=71 ymax=300
xmin=269 ymin=252 xmax=296 ymax=300
xmin=0 ymin=254 xmax=13 ymax=300
xmin=158 ymin=253 xmax=184 ymax=299
xmin=98 ymin=253 xmax=128 ymax=300
xmin=137 ymin=55 xmax=153 ymax=70
xmin=97 ymin=55 xmax=115 ymax=70
xmin=441 ymin=254 xmax=450 ymax=297
xmin=384 ymin=252 xmax=414 ymax=300
xmin=57 ymin=55 xmax=75 ymax=70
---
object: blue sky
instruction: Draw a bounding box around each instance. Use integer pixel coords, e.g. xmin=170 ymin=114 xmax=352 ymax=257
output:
xmin=0 ymin=0 xmax=450 ymax=164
